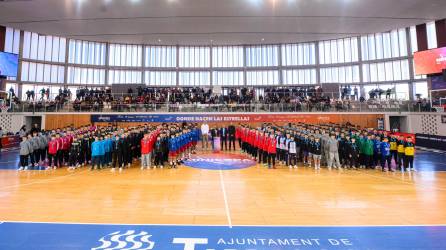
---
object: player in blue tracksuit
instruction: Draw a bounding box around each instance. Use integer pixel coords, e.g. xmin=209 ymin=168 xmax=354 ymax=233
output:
xmin=98 ymin=136 xmax=106 ymax=168
xmin=91 ymin=137 xmax=104 ymax=170
xmin=373 ymin=136 xmax=382 ymax=168
xmin=169 ymin=134 xmax=178 ymax=168
xmin=192 ymin=128 xmax=200 ymax=154
xmin=380 ymin=137 xmax=392 ymax=171
xmin=104 ymin=135 xmax=112 ymax=167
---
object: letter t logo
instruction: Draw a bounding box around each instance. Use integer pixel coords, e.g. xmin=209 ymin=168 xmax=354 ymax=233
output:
xmin=172 ymin=238 xmax=208 ymax=250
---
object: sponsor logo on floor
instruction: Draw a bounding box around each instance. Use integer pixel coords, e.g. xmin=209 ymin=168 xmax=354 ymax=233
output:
xmin=0 ymin=222 xmax=445 ymax=250
xmin=184 ymin=153 xmax=256 ymax=170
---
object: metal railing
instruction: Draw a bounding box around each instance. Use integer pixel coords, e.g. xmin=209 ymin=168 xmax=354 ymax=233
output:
xmin=4 ymin=100 xmax=441 ymax=113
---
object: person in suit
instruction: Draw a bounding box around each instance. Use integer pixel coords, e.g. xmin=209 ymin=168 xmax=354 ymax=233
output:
xmin=210 ymin=127 xmax=218 ymax=150
xmin=219 ymin=126 xmax=228 ymax=151
xmin=228 ymin=123 xmax=236 ymax=151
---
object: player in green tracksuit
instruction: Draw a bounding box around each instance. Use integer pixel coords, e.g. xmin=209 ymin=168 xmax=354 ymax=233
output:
xmin=362 ymin=135 xmax=374 ymax=169
xmin=357 ymin=135 xmax=365 ymax=168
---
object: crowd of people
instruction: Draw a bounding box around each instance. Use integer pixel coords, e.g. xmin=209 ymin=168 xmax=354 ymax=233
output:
xmin=18 ymin=121 xmax=416 ymax=173
xmin=6 ymin=85 xmax=440 ymax=113
xmin=234 ymin=123 xmax=416 ymax=171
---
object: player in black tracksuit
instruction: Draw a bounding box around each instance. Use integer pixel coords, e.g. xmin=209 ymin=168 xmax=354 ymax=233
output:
xmin=338 ymin=134 xmax=347 ymax=167
xmin=123 ymin=134 xmax=132 ymax=167
xmin=112 ymin=135 xmax=125 ymax=171
xmin=348 ymin=138 xmax=360 ymax=169
xmin=161 ymin=134 xmax=169 ymax=165
xmin=68 ymin=138 xmax=80 ymax=169
xmin=81 ymin=135 xmax=92 ymax=166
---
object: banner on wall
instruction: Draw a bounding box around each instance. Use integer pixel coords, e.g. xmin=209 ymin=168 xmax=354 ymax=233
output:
xmin=91 ymin=114 xmax=382 ymax=124
xmin=1 ymin=135 xmax=21 ymax=149
xmin=431 ymin=75 xmax=446 ymax=90
xmin=414 ymin=47 xmax=446 ymax=75
xmin=415 ymin=134 xmax=446 ymax=151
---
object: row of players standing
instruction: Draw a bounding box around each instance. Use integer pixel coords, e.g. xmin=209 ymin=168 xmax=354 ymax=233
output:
xmin=18 ymin=124 xmax=201 ymax=171
xmin=19 ymin=126 xmax=146 ymax=171
xmin=236 ymin=123 xmax=416 ymax=172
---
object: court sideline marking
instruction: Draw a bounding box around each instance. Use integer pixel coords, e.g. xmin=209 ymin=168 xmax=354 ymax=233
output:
xmin=0 ymin=169 xmax=88 ymax=190
xmin=219 ymin=169 xmax=232 ymax=228
xmin=1 ymin=220 xmax=446 ymax=227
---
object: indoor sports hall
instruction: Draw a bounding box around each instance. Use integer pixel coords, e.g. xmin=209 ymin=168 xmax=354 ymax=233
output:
xmin=0 ymin=1 xmax=446 ymax=250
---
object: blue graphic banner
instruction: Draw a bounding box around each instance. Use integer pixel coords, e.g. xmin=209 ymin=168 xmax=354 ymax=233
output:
xmin=91 ymin=114 xmax=252 ymax=123
xmin=0 ymin=222 xmax=445 ymax=250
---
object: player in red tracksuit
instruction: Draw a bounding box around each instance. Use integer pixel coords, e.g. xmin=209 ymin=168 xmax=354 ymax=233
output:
xmin=61 ymin=135 xmax=70 ymax=165
xmin=262 ymin=133 xmax=269 ymax=165
xmin=241 ymin=127 xmax=248 ymax=154
xmin=47 ymin=135 xmax=60 ymax=169
xmin=267 ymin=134 xmax=277 ymax=169
xmin=253 ymin=130 xmax=260 ymax=161
xmin=256 ymin=132 xmax=264 ymax=163
xmin=248 ymin=129 xmax=255 ymax=158
xmin=236 ymin=127 xmax=242 ymax=149
xmin=55 ymin=134 xmax=64 ymax=167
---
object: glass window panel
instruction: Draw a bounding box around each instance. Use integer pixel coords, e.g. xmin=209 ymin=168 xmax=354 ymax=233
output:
xmin=30 ymin=32 xmax=38 ymax=60
xmin=37 ymin=35 xmax=45 ymax=61
xmin=43 ymin=64 xmax=51 ymax=83
xmin=362 ymin=64 xmax=370 ymax=82
xmin=212 ymin=46 xmax=244 ymax=67
xmin=337 ymin=39 xmax=345 ymax=63
xmin=246 ymin=45 xmax=278 ymax=67
xmin=395 ymin=83 xmax=409 ymax=100
xmin=246 ymin=70 xmax=279 ymax=85
xmin=68 ymin=40 xmax=105 ymax=66
xmin=427 ymin=21 xmax=437 ymax=49
xmin=398 ymin=28 xmax=408 ymax=56
xmin=179 ymin=71 xmax=210 ymax=86
xmin=361 ymin=36 xmax=369 ymax=61
xmin=377 ymin=63 xmax=386 ymax=82
xmin=413 ymin=81 xmax=428 ymax=99
xmin=344 ymin=39 xmax=351 ymax=62
xmin=401 ymin=59 xmax=410 ymax=80
xmin=375 ymin=33 xmax=384 ymax=59
xmin=21 ymin=62 xmax=29 ymax=82
xmin=213 ymin=71 xmax=243 ymax=86
xmin=59 ymin=38 xmax=66 ymax=63
xmin=44 ymin=36 xmax=53 ymax=61
xmin=385 ymin=62 xmax=393 ymax=81
xmin=368 ymin=34 xmax=376 ymax=60
xmin=393 ymin=61 xmax=402 ymax=81
xmin=351 ymin=37 xmax=359 ymax=62
xmin=383 ymin=33 xmax=392 ymax=58
xmin=35 ymin=63 xmax=44 ymax=82
xmin=391 ymin=30 xmax=400 ymax=57
xmin=23 ymin=31 xmax=31 ymax=59
xmin=51 ymin=37 xmax=59 ymax=62
xmin=410 ymin=26 xmax=418 ymax=54
xmin=4 ymin=27 xmax=14 ymax=53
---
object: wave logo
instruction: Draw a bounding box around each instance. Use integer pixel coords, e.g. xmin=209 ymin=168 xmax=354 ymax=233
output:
xmin=184 ymin=153 xmax=256 ymax=170
xmin=92 ymin=230 xmax=155 ymax=250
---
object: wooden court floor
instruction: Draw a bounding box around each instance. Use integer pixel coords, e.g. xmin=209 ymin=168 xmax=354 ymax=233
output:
xmin=1 ymin=152 xmax=446 ymax=227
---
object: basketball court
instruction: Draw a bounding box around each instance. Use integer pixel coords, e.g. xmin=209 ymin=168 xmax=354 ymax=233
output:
xmin=1 ymin=149 xmax=445 ymax=249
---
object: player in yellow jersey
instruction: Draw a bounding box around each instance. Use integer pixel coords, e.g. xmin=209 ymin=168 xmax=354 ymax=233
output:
xmin=404 ymin=137 xmax=415 ymax=172
xmin=396 ymin=136 xmax=406 ymax=171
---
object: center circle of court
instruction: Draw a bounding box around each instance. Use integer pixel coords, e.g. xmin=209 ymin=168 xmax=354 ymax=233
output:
xmin=184 ymin=153 xmax=257 ymax=170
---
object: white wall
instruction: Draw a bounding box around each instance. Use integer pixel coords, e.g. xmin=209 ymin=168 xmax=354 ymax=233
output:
xmin=0 ymin=114 xmax=25 ymax=134
xmin=406 ymin=113 xmax=446 ymax=135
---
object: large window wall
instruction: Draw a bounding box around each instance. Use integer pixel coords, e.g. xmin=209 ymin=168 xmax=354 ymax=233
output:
xmin=4 ymin=22 xmax=437 ymax=100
